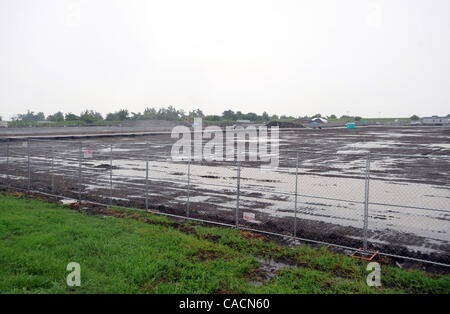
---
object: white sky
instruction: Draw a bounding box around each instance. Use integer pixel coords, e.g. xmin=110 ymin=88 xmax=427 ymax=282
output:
xmin=1 ymin=0 xmax=449 ymax=120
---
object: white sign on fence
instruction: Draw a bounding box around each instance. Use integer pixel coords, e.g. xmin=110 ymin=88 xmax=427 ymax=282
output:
xmin=83 ymin=150 xmax=93 ymax=159
xmin=243 ymin=212 xmax=256 ymax=222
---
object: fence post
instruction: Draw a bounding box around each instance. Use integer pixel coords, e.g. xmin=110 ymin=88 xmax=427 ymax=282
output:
xmin=363 ymin=152 xmax=371 ymax=251
xmin=145 ymin=154 xmax=149 ymax=211
xmin=6 ymin=142 xmax=9 ymax=188
xmin=27 ymin=139 xmax=31 ymax=192
xmin=236 ymin=161 xmax=241 ymax=227
xmin=51 ymin=147 xmax=55 ymax=196
xmin=78 ymin=142 xmax=82 ymax=203
xmin=186 ymin=159 xmax=191 ymax=217
xmin=294 ymin=152 xmax=299 ymax=237
xmin=109 ymin=143 xmax=113 ymax=207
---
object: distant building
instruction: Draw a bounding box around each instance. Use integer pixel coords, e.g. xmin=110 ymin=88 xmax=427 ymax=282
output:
xmin=309 ymin=117 xmax=328 ymax=129
xmin=0 ymin=121 xmax=7 ymax=128
xmin=310 ymin=117 xmax=328 ymax=124
xmin=421 ymin=116 xmax=449 ymax=125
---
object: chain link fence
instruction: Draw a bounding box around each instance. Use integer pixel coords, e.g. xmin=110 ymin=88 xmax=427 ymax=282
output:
xmin=0 ymin=139 xmax=449 ymax=266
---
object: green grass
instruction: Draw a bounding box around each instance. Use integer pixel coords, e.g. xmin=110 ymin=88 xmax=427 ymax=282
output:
xmin=0 ymin=193 xmax=449 ymax=294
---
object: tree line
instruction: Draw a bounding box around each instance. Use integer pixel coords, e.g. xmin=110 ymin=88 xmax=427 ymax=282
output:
xmin=6 ymin=107 xmax=443 ymax=125
xmin=9 ymin=107 xmax=299 ymax=124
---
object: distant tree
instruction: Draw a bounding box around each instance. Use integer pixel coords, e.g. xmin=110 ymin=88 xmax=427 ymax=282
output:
xmin=36 ymin=112 xmax=45 ymax=121
xmin=270 ymin=114 xmax=279 ymax=120
xmin=79 ymin=110 xmax=102 ymax=123
xmin=130 ymin=112 xmax=142 ymax=120
xmin=312 ymin=113 xmax=322 ymax=118
xmin=262 ymin=111 xmax=269 ymax=121
xmin=0 ymin=116 xmax=2 ymax=121
xmin=116 ymin=109 xmax=129 ymax=121
xmin=204 ymin=115 xmax=221 ymax=121
xmin=47 ymin=111 xmax=64 ymax=122
xmin=189 ymin=109 xmax=205 ymax=119
xmin=106 ymin=109 xmax=129 ymax=121
xmin=242 ymin=112 xmax=258 ymax=121
xmin=156 ymin=106 xmax=182 ymax=121
xmin=105 ymin=113 xmax=118 ymax=121
xmin=91 ymin=111 xmax=103 ymax=121
xmin=143 ymin=107 xmax=158 ymax=119
xmin=410 ymin=115 xmax=420 ymax=121
xmin=13 ymin=110 xmax=45 ymax=122
xmin=65 ymin=113 xmax=80 ymax=121
xmin=80 ymin=110 xmax=96 ymax=124
xmin=354 ymin=116 xmax=362 ymax=122
xmin=329 ymin=114 xmax=337 ymax=119
xmin=222 ymin=110 xmax=236 ymax=120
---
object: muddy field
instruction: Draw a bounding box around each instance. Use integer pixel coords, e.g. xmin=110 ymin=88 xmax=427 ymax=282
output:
xmin=0 ymin=125 xmax=449 ymax=264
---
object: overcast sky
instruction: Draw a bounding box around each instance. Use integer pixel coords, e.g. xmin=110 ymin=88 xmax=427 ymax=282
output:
xmin=1 ymin=0 xmax=449 ymax=120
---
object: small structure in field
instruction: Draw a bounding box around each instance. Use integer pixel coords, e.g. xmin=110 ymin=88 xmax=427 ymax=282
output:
xmin=309 ymin=117 xmax=328 ymax=129
xmin=421 ymin=116 xmax=449 ymax=125
xmin=310 ymin=117 xmax=328 ymax=124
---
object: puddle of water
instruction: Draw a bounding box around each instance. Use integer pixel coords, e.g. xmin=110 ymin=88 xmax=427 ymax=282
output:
xmin=426 ymin=143 xmax=450 ymax=149
xmin=250 ymin=258 xmax=291 ymax=287
xmin=344 ymin=141 xmax=404 ymax=149
xmin=60 ymin=198 xmax=77 ymax=205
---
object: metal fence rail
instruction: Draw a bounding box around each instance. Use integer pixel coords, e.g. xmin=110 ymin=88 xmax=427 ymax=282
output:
xmin=0 ymin=138 xmax=449 ymax=267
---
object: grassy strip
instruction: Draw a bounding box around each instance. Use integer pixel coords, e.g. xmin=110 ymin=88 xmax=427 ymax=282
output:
xmin=0 ymin=193 xmax=448 ymax=293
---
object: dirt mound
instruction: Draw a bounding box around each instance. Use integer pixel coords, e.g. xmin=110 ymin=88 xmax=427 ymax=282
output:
xmin=266 ymin=121 xmax=305 ymax=128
